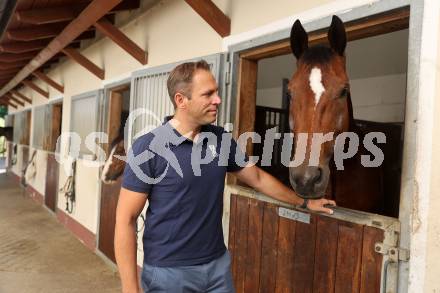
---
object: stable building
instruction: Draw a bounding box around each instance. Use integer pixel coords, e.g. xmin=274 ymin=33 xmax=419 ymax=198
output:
xmin=0 ymin=0 xmax=439 ymax=292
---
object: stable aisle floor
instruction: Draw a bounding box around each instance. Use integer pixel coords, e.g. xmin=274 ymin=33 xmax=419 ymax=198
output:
xmin=0 ymin=173 xmax=122 ymax=293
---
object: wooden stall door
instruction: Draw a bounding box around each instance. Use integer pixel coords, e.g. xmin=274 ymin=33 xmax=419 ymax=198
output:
xmin=98 ymin=87 xmax=128 ymax=262
xmin=98 ymin=178 xmax=122 ymax=262
xmin=44 ymin=153 xmax=59 ymax=212
xmin=229 ymin=194 xmax=397 ymax=293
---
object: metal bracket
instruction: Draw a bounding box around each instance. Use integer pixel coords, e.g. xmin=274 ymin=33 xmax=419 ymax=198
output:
xmin=224 ymin=60 xmax=231 ymax=85
xmin=375 ymin=242 xmax=410 ymax=262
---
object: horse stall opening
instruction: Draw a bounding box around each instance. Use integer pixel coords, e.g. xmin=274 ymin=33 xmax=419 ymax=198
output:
xmin=98 ymin=83 xmax=131 ymax=263
xmin=44 ymin=102 xmax=63 ymax=212
xmin=11 ymin=110 xmax=31 ymax=179
xmin=226 ymin=6 xmax=409 ymax=293
xmin=4 ymin=114 xmax=14 ymax=169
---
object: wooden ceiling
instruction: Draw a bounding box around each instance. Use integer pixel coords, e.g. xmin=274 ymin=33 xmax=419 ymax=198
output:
xmin=0 ymin=0 xmax=141 ymax=107
xmin=0 ymin=0 xmax=231 ymax=108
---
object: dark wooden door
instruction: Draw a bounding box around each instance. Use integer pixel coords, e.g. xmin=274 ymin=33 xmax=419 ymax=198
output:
xmin=228 ymin=193 xmax=397 ymax=293
xmin=45 ymin=153 xmax=59 ymax=212
xmin=98 ymin=178 xmax=122 ymax=263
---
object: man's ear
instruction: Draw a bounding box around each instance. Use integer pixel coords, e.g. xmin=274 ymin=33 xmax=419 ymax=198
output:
xmin=174 ymin=93 xmax=187 ymax=109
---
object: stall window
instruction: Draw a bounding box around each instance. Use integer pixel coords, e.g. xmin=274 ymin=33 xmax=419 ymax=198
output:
xmin=129 ymin=53 xmax=225 ymax=143
xmin=70 ymin=91 xmax=101 ymax=158
xmin=13 ymin=110 xmax=31 ymax=145
xmin=33 ymin=106 xmax=46 ymax=149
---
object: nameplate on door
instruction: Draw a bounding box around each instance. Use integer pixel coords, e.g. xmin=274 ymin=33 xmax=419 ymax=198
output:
xmin=278 ymin=207 xmax=310 ymax=224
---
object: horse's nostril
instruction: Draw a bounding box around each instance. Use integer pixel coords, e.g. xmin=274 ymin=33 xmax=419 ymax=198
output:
xmin=316 ymin=167 xmax=322 ymax=182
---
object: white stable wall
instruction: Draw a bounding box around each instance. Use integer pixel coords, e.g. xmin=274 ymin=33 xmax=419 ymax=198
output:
xmin=27 ymin=148 xmax=48 ymax=196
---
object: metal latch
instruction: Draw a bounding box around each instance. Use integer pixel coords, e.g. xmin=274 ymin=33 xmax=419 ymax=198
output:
xmin=375 ymin=242 xmax=410 ymax=262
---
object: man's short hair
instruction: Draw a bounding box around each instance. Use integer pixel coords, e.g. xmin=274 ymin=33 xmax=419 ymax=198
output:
xmin=167 ymin=60 xmax=211 ymax=108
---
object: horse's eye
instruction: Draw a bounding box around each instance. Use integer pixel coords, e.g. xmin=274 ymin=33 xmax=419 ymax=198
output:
xmin=339 ymin=88 xmax=348 ymax=98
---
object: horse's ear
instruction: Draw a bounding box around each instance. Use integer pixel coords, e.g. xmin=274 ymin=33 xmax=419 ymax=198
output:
xmin=328 ymin=15 xmax=346 ymax=56
xmin=290 ymin=19 xmax=308 ymax=60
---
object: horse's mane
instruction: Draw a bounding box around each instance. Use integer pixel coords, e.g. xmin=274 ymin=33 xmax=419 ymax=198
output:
xmin=301 ymin=45 xmax=335 ymax=65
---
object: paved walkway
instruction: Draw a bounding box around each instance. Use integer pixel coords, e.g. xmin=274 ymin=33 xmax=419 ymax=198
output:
xmin=0 ymin=174 xmax=122 ymax=293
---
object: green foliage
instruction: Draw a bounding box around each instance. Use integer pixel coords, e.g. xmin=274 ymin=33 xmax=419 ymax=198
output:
xmin=0 ymin=105 xmax=7 ymax=119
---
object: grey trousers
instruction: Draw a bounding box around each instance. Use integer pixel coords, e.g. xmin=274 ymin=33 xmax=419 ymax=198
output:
xmin=141 ymin=251 xmax=235 ymax=293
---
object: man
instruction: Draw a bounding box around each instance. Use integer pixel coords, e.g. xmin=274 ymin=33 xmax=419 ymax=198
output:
xmin=115 ymin=60 xmax=336 ymax=293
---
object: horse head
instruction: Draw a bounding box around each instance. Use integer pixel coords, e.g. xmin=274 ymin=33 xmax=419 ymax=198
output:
xmin=101 ymin=110 xmax=130 ymax=184
xmin=101 ymin=135 xmax=126 ymax=184
xmin=288 ymin=16 xmax=352 ymax=199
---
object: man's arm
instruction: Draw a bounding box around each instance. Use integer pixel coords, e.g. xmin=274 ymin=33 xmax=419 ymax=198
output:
xmin=115 ymin=187 xmax=148 ymax=293
xmin=232 ymin=165 xmax=336 ymax=214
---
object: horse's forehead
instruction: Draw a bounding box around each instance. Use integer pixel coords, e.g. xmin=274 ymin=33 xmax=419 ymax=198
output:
xmin=292 ymin=62 xmax=346 ymax=92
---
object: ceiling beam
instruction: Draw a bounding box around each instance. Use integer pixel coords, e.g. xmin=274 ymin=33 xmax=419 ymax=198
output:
xmin=0 ymin=81 xmax=13 ymax=86
xmin=0 ymin=41 xmax=80 ymax=54
xmin=0 ymin=73 xmax=16 ymax=79
xmin=6 ymin=23 xmax=95 ymax=42
xmin=184 ymin=0 xmax=230 ymax=37
xmin=62 ymin=47 xmax=105 ymax=79
xmin=0 ymin=68 xmax=20 ymax=74
xmin=16 ymin=0 xmax=140 ymax=25
xmin=16 ymin=6 xmax=84 ymax=25
xmin=0 ymin=40 xmax=48 ymax=53
xmin=94 ymin=18 xmax=147 ymax=64
xmin=0 ymin=0 xmax=123 ymax=96
xmin=0 ymin=98 xmax=17 ymax=108
xmin=22 ymin=80 xmax=49 ymax=98
xmin=10 ymin=90 xmax=32 ymax=104
xmin=7 ymin=23 xmax=68 ymax=41
xmin=0 ymin=61 xmax=29 ymax=70
xmin=0 ymin=52 xmax=39 ymax=63
xmin=4 ymin=93 xmax=25 ymax=106
xmin=31 ymin=71 xmax=64 ymax=93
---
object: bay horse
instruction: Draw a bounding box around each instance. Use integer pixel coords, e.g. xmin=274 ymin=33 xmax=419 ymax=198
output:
xmin=101 ymin=111 xmax=128 ymax=184
xmin=288 ymin=16 xmax=386 ymax=214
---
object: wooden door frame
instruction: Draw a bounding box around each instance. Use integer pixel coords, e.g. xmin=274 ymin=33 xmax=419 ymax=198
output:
xmin=225 ymin=2 xmax=420 ymax=292
xmin=233 ymin=6 xmax=409 ymax=143
xmin=105 ymin=84 xmax=130 ymax=155
xmin=228 ymin=6 xmax=409 ymax=182
xmin=48 ymin=101 xmax=63 ymax=153
xmin=96 ymin=79 xmax=131 ymax=265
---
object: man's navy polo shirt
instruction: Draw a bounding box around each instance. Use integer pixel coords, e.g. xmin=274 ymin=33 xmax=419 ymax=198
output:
xmin=122 ymin=119 xmax=247 ymax=267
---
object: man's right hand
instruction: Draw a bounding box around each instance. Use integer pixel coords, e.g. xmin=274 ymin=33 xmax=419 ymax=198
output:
xmin=306 ymin=198 xmax=336 ymax=214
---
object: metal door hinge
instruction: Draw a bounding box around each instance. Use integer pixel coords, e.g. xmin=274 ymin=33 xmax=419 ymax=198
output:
xmin=224 ymin=61 xmax=231 ymax=85
xmin=375 ymin=242 xmax=410 ymax=262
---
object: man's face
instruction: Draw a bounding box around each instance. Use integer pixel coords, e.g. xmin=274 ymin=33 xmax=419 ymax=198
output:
xmin=185 ymin=69 xmax=221 ymax=125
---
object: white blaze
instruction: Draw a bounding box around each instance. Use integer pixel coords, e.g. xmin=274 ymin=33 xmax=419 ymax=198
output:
xmin=101 ymin=145 xmax=116 ymax=183
xmin=309 ymin=67 xmax=325 ymax=106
